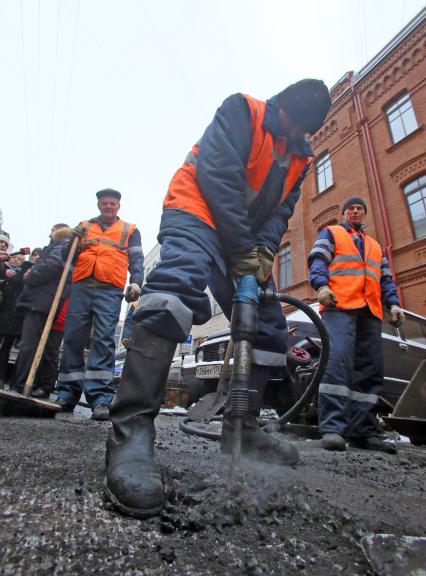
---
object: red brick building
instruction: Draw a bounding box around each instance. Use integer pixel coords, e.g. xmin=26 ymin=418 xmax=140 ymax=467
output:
xmin=274 ymin=8 xmax=426 ymax=317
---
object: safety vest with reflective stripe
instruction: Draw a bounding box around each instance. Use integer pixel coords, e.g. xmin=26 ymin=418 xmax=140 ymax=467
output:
xmin=323 ymin=225 xmax=383 ymax=319
xmin=72 ymin=219 xmax=136 ymax=289
xmin=163 ymin=94 xmax=312 ymax=228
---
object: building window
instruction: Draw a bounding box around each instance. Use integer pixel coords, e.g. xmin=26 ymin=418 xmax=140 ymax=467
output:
xmin=316 ymin=153 xmax=333 ymax=193
xmin=278 ymin=244 xmax=292 ymax=290
xmin=404 ymin=175 xmax=426 ymax=239
xmin=386 ymin=93 xmax=418 ymax=144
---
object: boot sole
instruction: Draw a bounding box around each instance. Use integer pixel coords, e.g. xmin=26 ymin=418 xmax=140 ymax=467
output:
xmin=103 ymin=478 xmax=163 ymax=519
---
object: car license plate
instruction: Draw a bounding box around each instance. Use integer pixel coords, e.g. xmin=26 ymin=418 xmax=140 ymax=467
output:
xmin=196 ymin=364 xmax=222 ymax=379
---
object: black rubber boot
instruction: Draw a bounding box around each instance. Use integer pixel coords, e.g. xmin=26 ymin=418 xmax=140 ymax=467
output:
xmin=220 ymin=364 xmax=300 ymax=466
xmin=105 ymin=325 xmax=177 ymax=518
xmin=349 ymin=435 xmax=397 ymax=454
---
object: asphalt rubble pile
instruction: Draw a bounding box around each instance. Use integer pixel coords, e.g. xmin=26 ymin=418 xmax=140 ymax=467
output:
xmin=0 ymin=409 xmax=425 ymax=575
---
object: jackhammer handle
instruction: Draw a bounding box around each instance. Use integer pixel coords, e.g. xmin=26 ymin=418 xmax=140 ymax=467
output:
xmin=23 ymin=236 xmax=79 ymax=397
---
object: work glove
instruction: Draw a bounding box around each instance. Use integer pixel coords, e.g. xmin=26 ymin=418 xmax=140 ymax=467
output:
xmin=70 ymin=224 xmax=85 ymax=238
xmin=229 ymin=248 xmax=260 ymax=278
xmin=390 ymin=305 xmax=405 ymax=327
xmin=124 ymin=283 xmax=141 ymax=303
xmin=256 ymin=245 xmax=275 ymax=284
xmin=318 ymin=286 xmax=338 ymax=307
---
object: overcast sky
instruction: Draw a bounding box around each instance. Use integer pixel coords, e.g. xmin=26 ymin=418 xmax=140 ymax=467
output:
xmin=1 ymin=0 xmax=424 ymax=255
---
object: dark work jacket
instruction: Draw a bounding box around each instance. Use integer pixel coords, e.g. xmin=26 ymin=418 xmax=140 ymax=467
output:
xmin=18 ymin=237 xmax=71 ymax=316
xmin=0 ymin=265 xmax=28 ymax=335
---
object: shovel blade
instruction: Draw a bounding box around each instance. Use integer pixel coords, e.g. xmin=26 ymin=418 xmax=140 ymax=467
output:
xmin=187 ymin=392 xmax=228 ymax=423
xmin=0 ymin=389 xmax=61 ymax=418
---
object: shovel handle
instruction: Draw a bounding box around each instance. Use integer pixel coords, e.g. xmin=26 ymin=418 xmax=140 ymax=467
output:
xmin=23 ymin=236 xmax=79 ymax=397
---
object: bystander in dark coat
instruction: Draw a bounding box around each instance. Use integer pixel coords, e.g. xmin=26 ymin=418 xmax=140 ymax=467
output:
xmin=0 ymin=253 xmax=29 ymax=386
xmin=11 ymin=224 xmax=72 ymax=396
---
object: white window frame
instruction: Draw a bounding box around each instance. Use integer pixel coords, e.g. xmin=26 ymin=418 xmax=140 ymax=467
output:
xmin=386 ymin=93 xmax=418 ymax=144
xmin=404 ymin=175 xmax=426 ymax=240
xmin=278 ymin=244 xmax=292 ymax=290
xmin=316 ymin=153 xmax=333 ymax=194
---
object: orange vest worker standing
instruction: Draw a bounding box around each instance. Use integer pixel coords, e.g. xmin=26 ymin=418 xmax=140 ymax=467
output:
xmin=308 ymin=196 xmax=405 ymax=454
xmin=56 ymin=189 xmax=144 ymax=421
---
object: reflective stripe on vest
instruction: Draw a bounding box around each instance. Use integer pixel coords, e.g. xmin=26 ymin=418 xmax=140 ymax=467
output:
xmin=163 ymin=95 xmax=312 ymax=228
xmin=72 ymin=219 xmax=136 ymax=289
xmin=322 ymin=225 xmax=383 ymax=319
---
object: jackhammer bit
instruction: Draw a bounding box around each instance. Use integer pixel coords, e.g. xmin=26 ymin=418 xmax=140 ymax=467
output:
xmin=229 ymin=274 xmax=259 ymax=474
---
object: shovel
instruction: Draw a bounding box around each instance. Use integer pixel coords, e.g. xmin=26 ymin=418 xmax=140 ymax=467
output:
xmin=187 ymin=338 xmax=233 ymax=423
xmin=0 ymin=236 xmax=79 ymax=417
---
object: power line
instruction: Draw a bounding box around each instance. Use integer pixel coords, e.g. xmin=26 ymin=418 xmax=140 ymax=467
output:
xmin=58 ymin=0 xmax=80 ymax=195
xmin=20 ymin=0 xmax=31 ymax=191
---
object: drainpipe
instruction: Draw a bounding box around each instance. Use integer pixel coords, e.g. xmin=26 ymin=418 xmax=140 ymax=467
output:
xmin=350 ymin=72 xmax=403 ymax=305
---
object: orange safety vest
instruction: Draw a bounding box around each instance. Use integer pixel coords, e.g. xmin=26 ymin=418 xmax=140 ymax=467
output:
xmin=72 ymin=219 xmax=136 ymax=289
xmin=163 ymin=95 xmax=313 ymax=228
xmin=323 ymin=225 xmax=383 ymax=319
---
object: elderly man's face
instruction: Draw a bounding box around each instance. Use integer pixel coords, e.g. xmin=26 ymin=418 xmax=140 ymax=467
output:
xmin=97 ymin=196 xmax=120 ymax=223
xmin=343 ymin=204 xmax=366 ymax=228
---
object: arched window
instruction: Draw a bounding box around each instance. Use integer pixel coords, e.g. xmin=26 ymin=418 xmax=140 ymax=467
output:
xmin=404 ymin=175 xmax=426 ymax=239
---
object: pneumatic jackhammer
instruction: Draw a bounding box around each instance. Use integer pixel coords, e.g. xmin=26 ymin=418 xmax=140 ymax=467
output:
xmin=229 ymin=274 xmax=259 ymax=472
xmin=228 ymin=274 xmax=330 ymax=473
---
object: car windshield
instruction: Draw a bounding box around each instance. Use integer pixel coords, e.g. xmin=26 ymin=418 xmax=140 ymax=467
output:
xmin=286 ymin=304 xmax=320 ymax=323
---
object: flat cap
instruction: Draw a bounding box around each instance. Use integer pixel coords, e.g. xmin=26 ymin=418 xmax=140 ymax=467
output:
xmin=96 ymin=188 xmax=121 ymax=201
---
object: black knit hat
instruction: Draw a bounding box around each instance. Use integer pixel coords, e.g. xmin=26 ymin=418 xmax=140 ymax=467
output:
xmin=277 ymin=79 xmax=332 ymax=135
xmin=341 ymin=196 xmax=367 ymax=214
xmin=96 ymin=188 xmax=121 ymax=201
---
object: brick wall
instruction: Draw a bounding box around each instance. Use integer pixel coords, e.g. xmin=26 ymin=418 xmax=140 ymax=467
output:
xmin=275 ymin=15 xmax=426 ymax=317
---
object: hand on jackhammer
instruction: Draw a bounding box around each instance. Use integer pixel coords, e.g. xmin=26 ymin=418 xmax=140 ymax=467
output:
xmin=318 ymin=285 xmax=338 ymax=307
xmin=390 ymin=304 xmax=405 ymax=327
xmin=230 ymin=246 xmax=275 ymax=284
xmin=124 ymin=283 xmax=141 ymax=303
xmin=256 ymin=245 xmax=275 ymax=284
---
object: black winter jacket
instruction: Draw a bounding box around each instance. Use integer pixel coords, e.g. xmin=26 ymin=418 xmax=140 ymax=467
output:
xmin=17 ymin=228 xmax=72 ymax=316
xmin=0 ymin=265 xmax=28 ymax=335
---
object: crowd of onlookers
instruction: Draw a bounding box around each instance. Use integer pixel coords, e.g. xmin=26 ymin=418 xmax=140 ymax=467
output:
xmin=0 ymin=228 xmax=68 ymax=398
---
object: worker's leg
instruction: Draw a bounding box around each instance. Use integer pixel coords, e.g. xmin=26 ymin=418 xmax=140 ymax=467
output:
xmin=83 ymin=286 xmax=122 ymax=410
xmin=347 ymin=309 xmax=396 ymax=453
xmin=106 ymin=232 xmax=216 ymax=518
xmin=31 ymin=329 xmax=63 ymax=398
xmin=10 ymin=311 xmax=46 ymax=392
xmin=57 ymin=282 xmax=93 ymax=409
xmin=317 ymin=310 xmax=357 ymax=449
xmin=0 ymin=334 xmax=16 ymax=386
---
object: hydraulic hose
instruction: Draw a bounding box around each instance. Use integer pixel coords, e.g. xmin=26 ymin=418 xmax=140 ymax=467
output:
xmin=261 ymin=292 xmax=329 ymax=432
xmin=178 ymin=292 xmax=329 ymax=439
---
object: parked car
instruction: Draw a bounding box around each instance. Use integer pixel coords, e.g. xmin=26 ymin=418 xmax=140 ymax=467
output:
xmin=192 ymin=305 xmax=426 ymax=422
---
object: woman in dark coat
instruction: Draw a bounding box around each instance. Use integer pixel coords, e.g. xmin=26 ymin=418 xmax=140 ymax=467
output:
xmin=0 ymin=254 xmax=29 ymax=386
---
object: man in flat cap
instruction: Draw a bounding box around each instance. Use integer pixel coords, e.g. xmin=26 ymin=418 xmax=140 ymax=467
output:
xmin=104 ymin=79 xmax=332 ymax=518
xmin=308 ymin=196 xmax=405 ymax=454
xmin=56 ymin=189 xmax=144 ymax=420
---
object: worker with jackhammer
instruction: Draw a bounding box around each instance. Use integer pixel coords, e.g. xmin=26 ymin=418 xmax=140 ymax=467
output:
xmin=105 ymin=79 xmax=332 ymax=518
xmin=308 ymin=197 xmax=405 ymax=453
